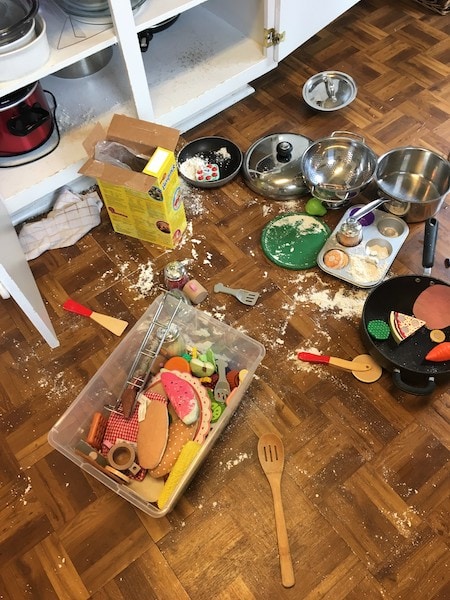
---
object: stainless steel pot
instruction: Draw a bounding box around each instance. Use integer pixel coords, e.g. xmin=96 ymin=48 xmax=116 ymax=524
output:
xmin=374 ymin=147 xmax=450 ymax=222
xmin=54 ymin=46 xmax=113 ymax=79
xmin=300 ymin=131 xmax=377 ymax=208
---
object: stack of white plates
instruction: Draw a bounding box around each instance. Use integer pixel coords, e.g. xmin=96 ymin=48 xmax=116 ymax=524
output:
xmin=53 ymin=0 xmax=148 ymax=24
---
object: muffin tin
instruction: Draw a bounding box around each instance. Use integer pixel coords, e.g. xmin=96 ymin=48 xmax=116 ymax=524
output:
xmin=318 ymin=205 xmax=409 ymax=288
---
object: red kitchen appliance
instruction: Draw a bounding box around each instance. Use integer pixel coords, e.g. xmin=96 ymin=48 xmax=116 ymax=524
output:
xmin=0 ymin=81 xmax=54 ymax=156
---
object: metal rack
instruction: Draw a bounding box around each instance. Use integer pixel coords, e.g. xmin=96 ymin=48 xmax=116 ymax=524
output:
xmin=105 ymin=290 xmax=185 ymax=415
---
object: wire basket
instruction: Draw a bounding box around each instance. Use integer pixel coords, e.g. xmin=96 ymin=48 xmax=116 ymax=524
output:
xmin=413 ymin=0 xmax=450 ymax=15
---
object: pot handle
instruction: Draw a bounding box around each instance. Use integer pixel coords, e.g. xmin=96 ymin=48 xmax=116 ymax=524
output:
xmin=422 ymin=217 xmax=439 ymax=273
xmin=331 ymin=131 xmax=365 ymax=143
xmin=346 ymin=197 xmax=387 ymax=222
xmin=392 ymin=369 xmax=436 ymax=396
xmin=7 ymin=103 xmax=50 ymax=137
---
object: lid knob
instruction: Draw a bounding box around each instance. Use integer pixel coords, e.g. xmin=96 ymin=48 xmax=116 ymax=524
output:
xmin=276 ymin=141 xmax=293 ymax=162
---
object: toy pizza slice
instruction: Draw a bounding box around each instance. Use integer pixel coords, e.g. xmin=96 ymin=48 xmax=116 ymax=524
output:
xmin=389 ymin=311 xmax=426 ymax=344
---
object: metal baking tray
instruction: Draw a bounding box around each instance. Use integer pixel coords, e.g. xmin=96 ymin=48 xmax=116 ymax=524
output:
xmin=317 ymin=205 xmax=409 ymax=288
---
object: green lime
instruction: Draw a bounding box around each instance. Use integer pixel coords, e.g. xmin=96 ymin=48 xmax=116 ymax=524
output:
xmin=305 ymin=197 xmax=327 ymax=216
xmin=210 ymin=400 xmax=226 ymax=423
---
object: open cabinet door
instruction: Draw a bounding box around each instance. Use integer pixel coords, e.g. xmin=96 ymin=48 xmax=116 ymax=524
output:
xmin=275 ymin=0 xmax=361 ymax=62
xmin=0 ymin=198 xmax=59 ymax=348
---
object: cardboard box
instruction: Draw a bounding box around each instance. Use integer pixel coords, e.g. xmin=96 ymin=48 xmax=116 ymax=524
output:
xmin=79 ymin=114 xmax=187 ymax=249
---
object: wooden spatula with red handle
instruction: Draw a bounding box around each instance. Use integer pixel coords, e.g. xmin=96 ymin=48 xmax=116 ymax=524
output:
xmin=63 ymin=298 xmax=128 ymax=336
xmin=297 ymin=351 xmax=371 ymax=372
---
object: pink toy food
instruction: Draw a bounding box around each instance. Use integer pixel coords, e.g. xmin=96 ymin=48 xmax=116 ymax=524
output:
xmin=160 ymin=371 xmax=200 ymax=425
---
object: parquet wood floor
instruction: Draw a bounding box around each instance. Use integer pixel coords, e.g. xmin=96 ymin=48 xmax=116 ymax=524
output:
xmin=1 ymin=0 xmax=449 ymax=598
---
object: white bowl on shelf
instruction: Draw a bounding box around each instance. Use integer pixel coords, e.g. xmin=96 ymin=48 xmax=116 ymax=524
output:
xmin=0 ymin=18 xmax=36 ymax=55
xmin=0 ymin=15 xmax=49 ymax=82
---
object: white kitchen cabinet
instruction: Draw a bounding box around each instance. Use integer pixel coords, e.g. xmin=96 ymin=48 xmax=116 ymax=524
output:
xmin=0 ymin=0 xmax=360 ymax=225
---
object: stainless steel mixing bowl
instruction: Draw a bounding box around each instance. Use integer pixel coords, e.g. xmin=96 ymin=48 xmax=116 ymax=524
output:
xmin=300 ymin=131 xmax=377 ymax=208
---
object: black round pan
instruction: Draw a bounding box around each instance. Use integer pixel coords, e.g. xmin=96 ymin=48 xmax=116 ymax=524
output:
xmin=361 ymin=218 xmax=450 ymax=395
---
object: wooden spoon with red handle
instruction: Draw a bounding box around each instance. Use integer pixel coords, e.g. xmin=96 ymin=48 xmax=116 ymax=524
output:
xmin=63 ymin=298 xmax=128 ymax=336
xmin=297 ymin=351 xmax=371 ymax=372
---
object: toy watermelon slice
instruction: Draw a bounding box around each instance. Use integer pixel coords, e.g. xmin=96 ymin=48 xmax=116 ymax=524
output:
xmin=160 ymin=371 xmax=199 ymax=425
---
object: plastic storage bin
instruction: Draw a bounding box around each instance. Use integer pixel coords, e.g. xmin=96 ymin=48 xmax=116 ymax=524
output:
xmin=48 ymin=293 xmax=265 ymax=517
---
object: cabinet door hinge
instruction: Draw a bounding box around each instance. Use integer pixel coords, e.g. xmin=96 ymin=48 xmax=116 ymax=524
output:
xmin=264 ymin=28 xmax=286 ymax=48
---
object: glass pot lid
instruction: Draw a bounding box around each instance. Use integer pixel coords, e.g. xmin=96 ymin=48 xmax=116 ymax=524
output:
xmin=0 ymin=0 xmax=37 ymax=45
xmin=242 ymin=132 xmax=312 ymax=200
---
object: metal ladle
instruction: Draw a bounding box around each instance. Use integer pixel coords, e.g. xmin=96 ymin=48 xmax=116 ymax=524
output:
xmin=337 ymin=198 xmax=389 ymax=247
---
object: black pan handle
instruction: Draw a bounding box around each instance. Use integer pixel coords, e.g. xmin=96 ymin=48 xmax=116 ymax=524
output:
xmin=392 ymin=370 xmax=436 ymax=396
xmin=422 ymin=217 xmax=439 ymax=273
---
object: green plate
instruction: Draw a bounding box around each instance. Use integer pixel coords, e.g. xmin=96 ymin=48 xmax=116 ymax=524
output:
xmin=261 ymin=212 xmax=330 ymax=269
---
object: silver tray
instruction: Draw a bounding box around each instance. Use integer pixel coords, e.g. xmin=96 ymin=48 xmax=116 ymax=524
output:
xmin=317 ymin=205 xmax=409 ymax=288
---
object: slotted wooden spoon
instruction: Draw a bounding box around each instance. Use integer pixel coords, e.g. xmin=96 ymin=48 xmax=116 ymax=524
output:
xmin=257 ymin=433 xmax=295 ymax=588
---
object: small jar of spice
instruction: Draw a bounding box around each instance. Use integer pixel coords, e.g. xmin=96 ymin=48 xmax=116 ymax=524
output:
xmin=337 ymin=219 xmax=362 ymax=247
xmin=164 ymin=261 xmax=189 ymax=290
xmin=156 ymin=323 xmax=186 ymax=357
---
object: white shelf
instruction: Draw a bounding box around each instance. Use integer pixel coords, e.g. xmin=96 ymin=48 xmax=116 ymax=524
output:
xmin=0 ymin=0 xmax=208 ymax=98
xmin=1 ymin=49 xmax=135 ymax=220
xmin=1 ymin=2 xmax=269 ymax=221
xmin=141 ymin=7 xmax=270 ymax=126
xmin=0 ymin=0 xmax=360 ymax=224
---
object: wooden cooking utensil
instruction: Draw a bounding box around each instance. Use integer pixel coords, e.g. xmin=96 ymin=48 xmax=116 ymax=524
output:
xmin=257 ymin=433 xmax=295 ymax=588
xmin=297 ymin=351 xmax=371 ymax=372
xmin=63 ymin=298 xmax=128 ymax=336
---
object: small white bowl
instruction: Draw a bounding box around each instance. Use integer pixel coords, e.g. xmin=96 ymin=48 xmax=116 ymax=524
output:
xmin=0 ymin=15 xmax=50 ymax=82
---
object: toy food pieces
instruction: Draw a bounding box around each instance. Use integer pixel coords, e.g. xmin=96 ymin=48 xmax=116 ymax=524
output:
xmin=137 ymin=383 xmax=169 ymax=469
xmin=389 ymin=311 xmax=426 ymax=344
xmin=149 ymin=409 xmax=197 ymax=478
xmin=160 ymin=371 xmax=199 ymax=424
xmin=195 ymin=163 xmax=219 ymax=182
xmin=425 ymin=342 xmax=450 ymax=362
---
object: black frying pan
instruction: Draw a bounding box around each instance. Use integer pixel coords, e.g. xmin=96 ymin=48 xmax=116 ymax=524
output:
xmin=361 ymin=218 xmax=450 ymax=395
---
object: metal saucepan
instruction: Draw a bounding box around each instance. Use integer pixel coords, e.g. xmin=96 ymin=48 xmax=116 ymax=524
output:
xmin=374 ymin=147 xmax=450 ymax=223
xmin=300 ymin=131 xmax=377 ymax=208
xmin=361 ymin=218 xmax=450 ymax=395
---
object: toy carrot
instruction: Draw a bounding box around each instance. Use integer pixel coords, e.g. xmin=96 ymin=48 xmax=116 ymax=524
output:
xmin=425 ymin=342 xmax=450 ymax=362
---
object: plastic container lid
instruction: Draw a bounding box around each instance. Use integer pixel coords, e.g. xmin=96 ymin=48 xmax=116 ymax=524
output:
xmin=242 ymin=132 xmax=312 ymax=200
